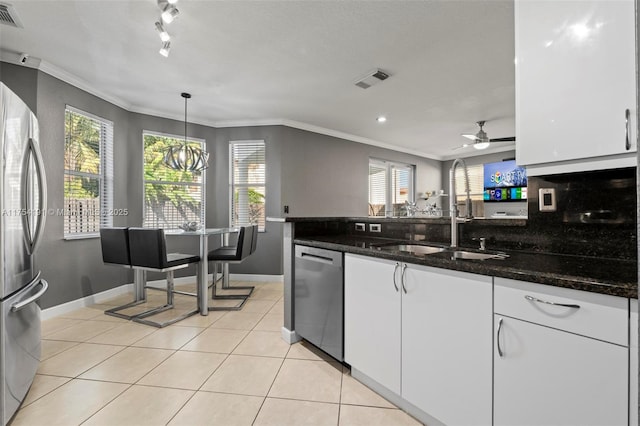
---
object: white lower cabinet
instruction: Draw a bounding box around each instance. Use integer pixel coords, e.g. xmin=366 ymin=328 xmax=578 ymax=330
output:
xmin=494 ymin=278 xmax=629 ymax=426
xmin=345 ymin=256 xmax=632 ymax=426
xmin=402 ymin=265 xmax=492 ymax=426
xmin=344 ymin=254 xmax=401 ymax=394
xmin=344 ymin=253 xmax=492 ymax=425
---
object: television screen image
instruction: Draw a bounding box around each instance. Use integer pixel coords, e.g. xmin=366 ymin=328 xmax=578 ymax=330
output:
xmin=483 ymin=160 xmax=527 ymax=202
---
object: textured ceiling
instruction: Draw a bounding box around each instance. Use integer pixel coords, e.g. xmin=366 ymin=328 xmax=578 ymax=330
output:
xmin=0 ymin=0 xmax=516 ymax=160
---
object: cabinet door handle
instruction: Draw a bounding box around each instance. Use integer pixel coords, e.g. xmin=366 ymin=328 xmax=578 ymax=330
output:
xmin=625 ymin=108 xmax=631 ymax=150
xmin=524 ymin=295 xmax=580 ymax=309
xmin=496 ymin=317 xmax=504 ymax=358
xmin=392 ymin=262 xmax=399 ymax=292
xmin=401 ymin=263 xmax=408 ymax=294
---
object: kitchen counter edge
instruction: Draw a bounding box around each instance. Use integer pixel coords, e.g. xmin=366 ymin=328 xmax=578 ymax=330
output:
xmin=293 ymin=236 xmax=637 ymax=299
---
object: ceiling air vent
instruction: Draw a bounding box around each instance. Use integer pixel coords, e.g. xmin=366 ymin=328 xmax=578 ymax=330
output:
xmin=354 ymin=69 xmax=390 ymax=89
xmin=0 ymin=3 xmax=23 ymax=28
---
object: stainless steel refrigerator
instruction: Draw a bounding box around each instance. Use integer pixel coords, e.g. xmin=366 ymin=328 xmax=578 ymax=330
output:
xmin=0 ymin=82 xmax=48 ymax=425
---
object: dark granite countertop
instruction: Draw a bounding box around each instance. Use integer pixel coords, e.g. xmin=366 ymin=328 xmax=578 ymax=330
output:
xmin=269 ymin=216 xmax=528 ymax=226
xmin=293 ymin=235 xmax=637 ymax=299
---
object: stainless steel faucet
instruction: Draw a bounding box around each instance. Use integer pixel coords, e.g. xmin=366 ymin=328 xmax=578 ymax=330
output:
xmin=449 ymin=158 xmax=472 ymax=247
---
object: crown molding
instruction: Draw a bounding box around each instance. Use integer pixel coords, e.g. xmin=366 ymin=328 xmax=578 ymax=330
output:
xmin=1 ymin=55 xmax=441 ymax=161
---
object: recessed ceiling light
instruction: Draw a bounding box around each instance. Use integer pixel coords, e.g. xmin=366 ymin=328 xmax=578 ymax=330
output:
xmin=376 ymin=116 xmax=387 ymax=123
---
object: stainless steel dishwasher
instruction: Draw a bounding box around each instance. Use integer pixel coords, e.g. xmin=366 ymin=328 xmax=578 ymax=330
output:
xmin=294 ymin=245 xmax=344 ymax=361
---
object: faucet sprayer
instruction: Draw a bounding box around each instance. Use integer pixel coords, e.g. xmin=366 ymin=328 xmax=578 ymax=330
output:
xmin=449 ymin=158 xmax=472 ymax=247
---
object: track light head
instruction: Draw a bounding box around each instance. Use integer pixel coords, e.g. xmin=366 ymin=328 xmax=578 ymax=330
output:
xmin=159 ymin=41 xmax=171 ymax=57
xmin=161 ymin=5 xmax=179 ymax=23
xmin=155 ymin=22 xmax=170 ymax=42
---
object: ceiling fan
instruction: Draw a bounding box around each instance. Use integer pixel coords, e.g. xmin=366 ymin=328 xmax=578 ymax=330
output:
xmin=453 ymin=120 xmax=516 ymax=150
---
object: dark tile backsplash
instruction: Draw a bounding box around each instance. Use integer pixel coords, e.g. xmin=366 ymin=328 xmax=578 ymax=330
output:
xmin=462 ymin=168 xmax=636 ymax=259
xmin=292 ymin=167 xmax=637 ymax=261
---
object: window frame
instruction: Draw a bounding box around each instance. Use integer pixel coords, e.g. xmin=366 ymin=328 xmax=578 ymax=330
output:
xmin=368 ymin=158 xmax=415 ymax=217
xmin=63 ymin=105 xmax=114 ymax=239
xmin=142 ymin=130 xmax=206 ymax=229
xmin=229 ymin=140 xmax=266 ymax=231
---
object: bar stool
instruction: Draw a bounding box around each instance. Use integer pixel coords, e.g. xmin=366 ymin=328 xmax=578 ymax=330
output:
xmin=128 ymin=227 xmax=201 ymax=328
xmin=207 ymin=225 xmax=256 ymax=311
xmin=100 ymin=227 xmax=148 ymax=320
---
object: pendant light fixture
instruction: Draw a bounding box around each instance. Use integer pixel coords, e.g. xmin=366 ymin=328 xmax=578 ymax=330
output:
xmin=163 ymin=92 xmax=209 ymax=172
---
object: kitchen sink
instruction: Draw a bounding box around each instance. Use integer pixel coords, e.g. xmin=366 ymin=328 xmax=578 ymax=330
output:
xmin=450 ymin=250 xmax=509 ymax=260
xmin=377 ymin=244 xmax=447 ymax=255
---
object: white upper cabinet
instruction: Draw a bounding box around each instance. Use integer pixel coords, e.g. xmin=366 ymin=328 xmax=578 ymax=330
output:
xmin=515 ymin=0 xmax=636 ymax=173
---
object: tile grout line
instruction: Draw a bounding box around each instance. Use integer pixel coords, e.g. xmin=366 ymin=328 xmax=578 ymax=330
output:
xmin=27 ymin=281 xmax=286 ymax=425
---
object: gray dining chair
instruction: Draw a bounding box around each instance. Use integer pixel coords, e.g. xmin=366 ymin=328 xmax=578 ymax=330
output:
xmin=100 ymin=227 xmax=150 ymax=320
xmin=207 ymin=224 xmax=257 ymax=311
xmin=127 ymin=227 xmax=201 ymax=327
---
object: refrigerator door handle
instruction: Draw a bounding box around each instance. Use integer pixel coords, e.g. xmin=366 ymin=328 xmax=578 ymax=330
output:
xmin=20 ymin=138 xmax=47 ymax=255
xmin=10 ymin=271 xmax=48 ymax=312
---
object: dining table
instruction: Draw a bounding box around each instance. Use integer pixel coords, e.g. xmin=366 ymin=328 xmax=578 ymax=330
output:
xmin=132 ymin=227 xmax=239 ymax=316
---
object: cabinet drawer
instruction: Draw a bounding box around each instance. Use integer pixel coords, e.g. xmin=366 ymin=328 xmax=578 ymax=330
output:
xmin=495 ymin=278 xmax=629 ymax=346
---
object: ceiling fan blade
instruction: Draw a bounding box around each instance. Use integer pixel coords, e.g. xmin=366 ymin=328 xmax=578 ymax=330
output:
xmin=489 ymin=137 xmax=516 ymax=142
xmin=461 ymin=133 xmax=479 ymax=141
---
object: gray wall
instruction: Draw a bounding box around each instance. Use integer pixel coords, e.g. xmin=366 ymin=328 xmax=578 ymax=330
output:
xmin=281 ymin=127 xmax=442 ymax=217
xmin=34 ymin=71 xmax=132 ymax=308
xmin=213 ymin=126 xmax=284 ymax=276
xmin=0 ymin=62 xmax=38 ymax=113
xmin=2 ymin=62 xmax=445 ymax=308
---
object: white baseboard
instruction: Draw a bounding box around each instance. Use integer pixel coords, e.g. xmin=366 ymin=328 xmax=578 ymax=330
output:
xmin=281 ymin=327 xmax=301 ymax=344
xmin=42 ymin=274 xmax=284 ymax=320
xmin=230 ymin=274 xmax=284 ymax=282
xmin=41 ymin=283 xmax=133 ymax=321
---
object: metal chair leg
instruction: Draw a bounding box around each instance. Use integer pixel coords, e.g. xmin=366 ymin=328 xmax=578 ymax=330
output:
xmin=211 ymin=262 xmax=254 ymax=300
xmin=132 ymin=271 xmax=197 ymax=328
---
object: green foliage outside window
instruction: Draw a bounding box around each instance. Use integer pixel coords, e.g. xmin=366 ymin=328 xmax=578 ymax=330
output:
xmin=143 ymin=134 xmax=203 ymax=227
xmin=64 ymin=111 xmax=101 ymax=199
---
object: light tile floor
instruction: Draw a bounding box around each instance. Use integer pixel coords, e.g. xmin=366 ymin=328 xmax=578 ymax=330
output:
xmin=14 ymin=281 xmax=422 ymax=426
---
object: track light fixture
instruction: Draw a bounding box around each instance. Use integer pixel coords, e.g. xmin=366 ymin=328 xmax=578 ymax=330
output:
xmin=155 ymin=22 xmax=170 ymax=42
xmin=159 ymin=41 xmax=171 ymax=58
xmin=156 ymin=0 xmax=182 ymax=56
xmin=161 ymin=5 xmax=179 ymax=23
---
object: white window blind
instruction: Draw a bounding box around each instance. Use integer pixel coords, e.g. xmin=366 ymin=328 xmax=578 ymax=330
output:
xmin=368 ymin=161 xmax=387 ymax=217
xmin=368 ymin=159 xmax=414 ymax=217
xmin=230 ymin=141 xmax=266 ymax=230
xmin=454 ymin=164 xmax=484 ymax=201
xmin=64 ymin=106 xmax=113 ymax=237
xmin=143 ymin=132 xmax=205 ymax=228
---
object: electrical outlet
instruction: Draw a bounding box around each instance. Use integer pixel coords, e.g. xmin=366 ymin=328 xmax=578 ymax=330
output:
xmin=355 ymin=223 xmax=365 ymax=231
xmin=538 ymin=188 xmax=556 ymax=212
xmin=369 ymin=223 xmax=382 ymax=232
xmin=284 ymin=205 xmax=289 ymax=214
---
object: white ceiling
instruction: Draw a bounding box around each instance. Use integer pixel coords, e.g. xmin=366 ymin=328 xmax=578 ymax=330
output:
xmin=0 ymin=0 xmax=517 ymax=160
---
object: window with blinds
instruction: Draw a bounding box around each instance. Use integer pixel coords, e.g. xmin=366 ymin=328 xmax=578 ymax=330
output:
xmin=230 ymin=141 xmax=266 ymax=230
xmin=369 ymin=159 xmax=414 ymax=217
xmin=143 ymin=132 xmax=205 ymax=228
xmin=454 ymin=163 xmax=484 ymax=201
xmin=63 ymin=106 xmax=113 ymax=237
xmin=454 ymin=163 xmax=485 ymax=217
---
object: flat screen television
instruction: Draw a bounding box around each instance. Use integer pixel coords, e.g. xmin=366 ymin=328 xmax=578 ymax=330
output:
xmin=483 ymin=160 xmax=527 ymax=202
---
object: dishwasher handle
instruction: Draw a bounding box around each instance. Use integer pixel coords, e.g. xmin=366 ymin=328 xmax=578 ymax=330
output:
xmin=295 ymin=245 xmax=343 ymax=267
